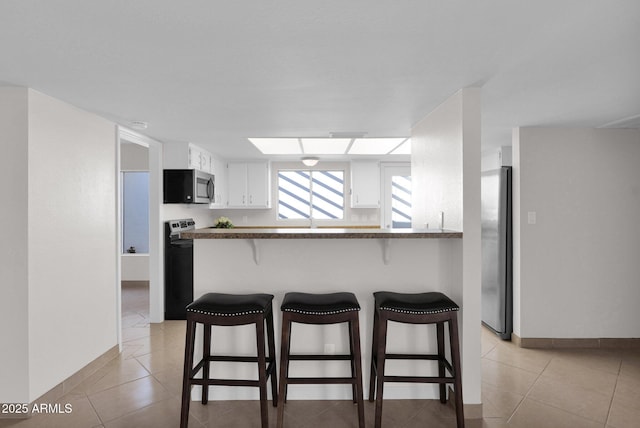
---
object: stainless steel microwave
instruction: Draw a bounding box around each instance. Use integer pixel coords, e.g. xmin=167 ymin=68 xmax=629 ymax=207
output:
xmin=163 ymin=169 xmax=215 ymax=204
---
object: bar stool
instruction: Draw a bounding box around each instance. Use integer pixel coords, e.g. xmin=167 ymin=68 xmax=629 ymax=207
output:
xmin=180 ymin=293 xmax=278 ymax=428
xmin=369 ymin=291 xmax=464 ymax=428
xmin=277 ymin=292 xmax=365 ymax=428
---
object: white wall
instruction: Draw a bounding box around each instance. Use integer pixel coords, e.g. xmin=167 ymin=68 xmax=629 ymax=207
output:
xmin=410 ymin=88 xmax=482 ymax=408
xmin=121 ymin=142 xmax=149 ymax=170
xmin=0 ymin=88 xmax=119 ymax=402
xmin=121 ymin=255 xmax=150 ymax=281
xmin=0 ymin=87 xmax=30 ymax=403
xmin=27 ymin=90 xmax=119 ymax=400
xmin=513 ymin=128 xmax=640 ymax=338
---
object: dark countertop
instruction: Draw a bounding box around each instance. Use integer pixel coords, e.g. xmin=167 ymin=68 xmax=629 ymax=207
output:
xmin=180 ymin=227 xmax=462 ymax=239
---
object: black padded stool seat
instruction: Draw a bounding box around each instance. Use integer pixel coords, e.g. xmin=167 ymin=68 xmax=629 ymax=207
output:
xmin=369 ymin=291 xmax=464 ymax=428
xmin=281 ymin=292 xmax=361 ymax=314
xmin=277 ymin=292 xmax=365 ymax=428
xmin=374 ymin=291 xmax=459 ymax=314
xmin=180 ymin=293 xmax=278 ymax=428
xmin=187 ymin=292 xmax=274 ymax=316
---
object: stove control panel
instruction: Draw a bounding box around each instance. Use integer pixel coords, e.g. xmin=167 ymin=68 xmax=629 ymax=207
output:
xmin=168 ymin=218 xmax=196 ymax=234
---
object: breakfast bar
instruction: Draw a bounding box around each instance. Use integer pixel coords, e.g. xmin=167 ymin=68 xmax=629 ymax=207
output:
xmin=181 ymin=227 xmax=464 ymax=402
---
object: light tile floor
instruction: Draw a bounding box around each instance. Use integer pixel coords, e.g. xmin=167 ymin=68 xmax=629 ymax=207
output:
xmin=1 ymin=283 xmax=639 ymax=427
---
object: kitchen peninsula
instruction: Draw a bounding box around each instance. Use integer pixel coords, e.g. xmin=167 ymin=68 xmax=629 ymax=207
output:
xmin=181 ymin=227 xmax=464 ymax=401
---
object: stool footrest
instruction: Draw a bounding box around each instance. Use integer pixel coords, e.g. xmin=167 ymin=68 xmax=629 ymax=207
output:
xmin=382 ymin=375 xmax=455 ymax=384
xmin=384 ymin=353 xmax=440 ymax=360
xmin=207 ymin=355 xmax=275 ymax=363
xmin=190 ymin=378 xmax=261 ymax=387
xmin=286 ymin=377 xmax=356 ymax=385
xmin=373 ymin=354 xmax=454 ymax=374
xmin=190 ymin=360 xmax=276 ymax=378
xmin=288 ymin=354 xmax=352 ymax=361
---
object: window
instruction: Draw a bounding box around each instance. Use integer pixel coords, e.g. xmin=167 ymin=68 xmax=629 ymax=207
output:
xmin=278 ymin=170 xmax=344 ymax=220
xmin=122 ymin=171 xmax=149 ymax=253
xmin=391 ymin=174 xmax=412 ymax=228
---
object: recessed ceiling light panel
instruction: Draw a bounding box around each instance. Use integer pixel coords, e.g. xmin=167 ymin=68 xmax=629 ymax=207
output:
xmin=248 ymin=138 xmax=301 ymax=154
xmin=301 ymin=138 xmax=351 ymax=154
xmin=348 ymin=138 xmax=407 ymax=155
xmin=390 ymin=139 xmax=411 ymax=155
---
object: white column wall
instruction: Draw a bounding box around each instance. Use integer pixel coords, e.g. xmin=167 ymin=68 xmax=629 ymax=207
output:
xmin=513 ymin=128 xmax=640 ymax=338
xmin=27 ymin=90 xmax=119 ymax=400
xmin=0 ymin=87 xmax=30 ymax=403
xmin=411 ymin=88 xmax=482 ymax=408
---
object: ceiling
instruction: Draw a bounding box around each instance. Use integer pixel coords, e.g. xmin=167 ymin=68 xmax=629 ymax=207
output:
xmin=1 ymin=1 xmax=639 ymax=160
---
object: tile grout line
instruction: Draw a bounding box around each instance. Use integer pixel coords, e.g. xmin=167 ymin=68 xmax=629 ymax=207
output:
xmin=85 ymin=392 xmax=105 ymax=427
xmin=603 ymin=356 xmax=623 ymax=427
xmin=512 ymin=352 xmax=622 ymax=426
xmin=504 ymin=351 xmax=554 ymax=424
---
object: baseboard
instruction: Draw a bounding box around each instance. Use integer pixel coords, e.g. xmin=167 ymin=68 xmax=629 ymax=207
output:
xmin=512 ymin=333 xmax=640 ymax=349
xmin=0 ymin=345 xmax=119 ymax=419
xmin=121 ymin=280 xmax=149 ymax=288
xmin=448 ymin=386 xmax=483 ymax=419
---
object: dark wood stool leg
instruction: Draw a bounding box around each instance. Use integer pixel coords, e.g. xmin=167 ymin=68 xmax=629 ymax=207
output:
xmin=180 ymin=318 xmax=196 ymax=428
xmin=374 ymin=313 xmax=388 ymax=428
xmin=348 ymin=320 xmax=357 ymax=403
xmin=256 ymin=316 xmax=269 ymax=428
xmin=449 ymin=314 xmax=465 ymax=428
xmin=266 ymin=310 xmax=278 ymax=406
xmin=202 ymin=323 xmax=211 ymax=404
xmin=277 ymin=314 xmax=292 ymax=428
xmin=283 ymin=319 xmax=292 ymax=404
xmin=350 ymin=316 xmax=366 ymax=428
xmin=436 ymin=321 xmax=447 ymax=404
xmin=368 ymin=309 xmax=379 ymax=402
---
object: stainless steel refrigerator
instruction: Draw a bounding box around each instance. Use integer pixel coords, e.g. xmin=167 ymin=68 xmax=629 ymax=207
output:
xmin=481 ymin=166 xmax=513 ymax=339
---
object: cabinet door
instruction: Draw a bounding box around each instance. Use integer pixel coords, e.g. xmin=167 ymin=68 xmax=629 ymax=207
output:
xmin=351 ymin=161 xmax=380 ymax=208
xmin=200 ymin=151 xmax=211 ymax=173
xmin=226 ymin=163 xmax=248 ymax=207
xmin=188 ymin=146 xmax=201 ymax=170
xmin=209 ymin=156 xmax=227 ymax=207
xmin=247 ymin=162 xmax=270 ymax=207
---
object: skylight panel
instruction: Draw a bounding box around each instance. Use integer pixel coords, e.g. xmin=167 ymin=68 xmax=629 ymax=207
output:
xmin=390 ymin=139 xmax=411 ymax=155
xmin=248 ymin=138 xmax=301 ymax=154
xmin=300 ymin=138 xmax=351 ymax=154
xmin=348 ymin=138 xmax=407 ymax=155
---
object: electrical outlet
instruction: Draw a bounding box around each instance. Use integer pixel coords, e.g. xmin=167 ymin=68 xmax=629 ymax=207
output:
xmin=324 ymin=343 xmax=335 ymax=355
xmin=527 ymin=211 xmax=537 ymax=224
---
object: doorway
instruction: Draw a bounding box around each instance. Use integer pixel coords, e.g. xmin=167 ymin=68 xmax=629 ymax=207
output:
xmin=117 ymin=127 xmax=163 ymax=347
xmin=381 ymin=164 xmax=412 ymax=229
xmin=120 ymin=144 xmax=151 ymax=330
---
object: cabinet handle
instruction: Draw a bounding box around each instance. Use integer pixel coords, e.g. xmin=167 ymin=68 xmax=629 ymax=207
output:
xmin=249 ymin=195 xmax=253 ymax=204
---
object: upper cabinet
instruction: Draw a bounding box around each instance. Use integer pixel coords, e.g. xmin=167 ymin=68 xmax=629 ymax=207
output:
xmin=209 ymin=156 xmax=227 ymax=208
xmin=163 ymin=142 xmax=219 ymax=175
xmin=227 ymin=161 xmax=271 ymax=208
xmin=351 ymin=161 xmax=380 ymax=208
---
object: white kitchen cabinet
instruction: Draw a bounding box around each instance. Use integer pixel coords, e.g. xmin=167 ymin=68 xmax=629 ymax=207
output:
xmin=164 ymin=142 xmax=216 ymax=174
xmin=226 ymin=161 xmax=271 ymax=208
xmin=481 ymin=146 xmax=512 ymax=172
xmin=209 ymin=156 xmax=227 ymax=208
xmin=351 ymin=161 xmax=380 ymax=208
xmin=188 ymin=145 xmax=202 ymax=170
